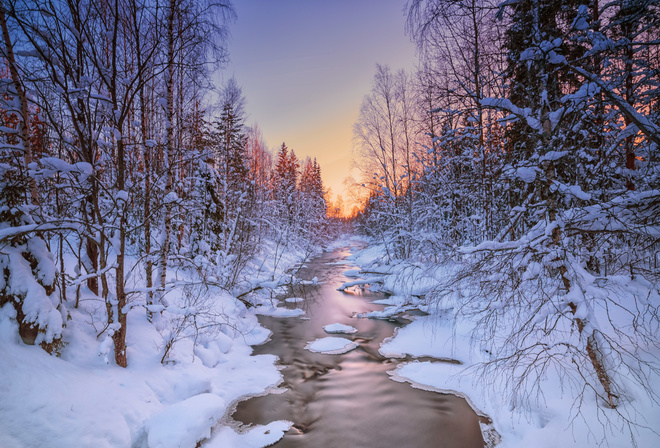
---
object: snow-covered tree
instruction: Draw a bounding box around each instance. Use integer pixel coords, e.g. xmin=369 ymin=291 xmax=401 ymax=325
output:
xmin=353 ymin=0 xmax=660 ymax=441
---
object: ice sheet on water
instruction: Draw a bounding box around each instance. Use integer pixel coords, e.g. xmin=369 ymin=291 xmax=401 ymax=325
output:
xmin=323 ymin=323 xmax=358 ymax=334
xmin=206 ymin=420 xmax=293 ymax=447
xmin=254 ymin=306 xmax=305 ymax=317
xmin=305 ymin=336 xmax=358 ymax=354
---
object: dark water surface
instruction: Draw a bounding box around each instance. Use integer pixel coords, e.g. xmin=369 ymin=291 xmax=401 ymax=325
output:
xmin=232 ymin=247 xmax=485 ymax=447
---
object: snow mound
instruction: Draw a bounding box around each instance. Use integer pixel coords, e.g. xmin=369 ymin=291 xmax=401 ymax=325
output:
xmin=206 ymin=420 xmax=292 ymax=447
xmin=323 ymin=323 xmax=358 ymax=334
xmin=343 ymin=269 xmax=361 ymax=278
xmin=145 ymin=393 xmax=225 ymax=448
xmin=305 ymin=337 xmax=358 ymax=354
xmin=284 ymin=297 xmax=304 ymax=303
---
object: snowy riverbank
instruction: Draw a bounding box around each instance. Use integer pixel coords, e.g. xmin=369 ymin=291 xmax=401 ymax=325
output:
xmin=344 ymin=240 xmax=660 ymax=448
xmin=0 ymin=237 xmax=336 ymax=448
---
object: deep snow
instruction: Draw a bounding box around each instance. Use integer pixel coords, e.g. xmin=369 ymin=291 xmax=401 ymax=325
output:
xmin=0 ymin=235 xmax=333 ymax=448
xmin=2 ymin=235 xmax=657 ymax=448
xmin=344 ymin=240 xmax=660 ymax=448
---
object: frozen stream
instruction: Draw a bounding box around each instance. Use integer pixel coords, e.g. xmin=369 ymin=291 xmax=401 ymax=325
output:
xmin=231 ymin=247 xmax=486 ymax=447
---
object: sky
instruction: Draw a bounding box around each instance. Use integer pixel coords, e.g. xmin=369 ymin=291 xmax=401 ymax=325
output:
xmin=219 ymin=0 xmax=417 ymax=210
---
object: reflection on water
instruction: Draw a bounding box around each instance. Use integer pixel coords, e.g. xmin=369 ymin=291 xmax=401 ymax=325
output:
xmin=232 ymin=247 xmax=485 ymax=447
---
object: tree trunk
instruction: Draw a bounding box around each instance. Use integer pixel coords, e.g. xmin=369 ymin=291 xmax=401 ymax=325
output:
xmin=624 ymin=21 xmax=635 ymax=191
xmin=133 ymin=1 xmax=154 ymax=321
xmin=109 ymin=0 xmax=127 ymax=368
xmin=568 ymin=302 xmax=617 ymax=408
xmin=158 ymin=0 xmax=177 ymax=308
xmin=0 ymin=5 xmax=38 ymax=204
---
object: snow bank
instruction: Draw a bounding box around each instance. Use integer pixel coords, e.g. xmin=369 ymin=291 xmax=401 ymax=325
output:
xmin=0 ymin=295 xmax=287 ymax=448
xmin=146 ymin=394 xmax=225 ymax=448
xmin=0 ymin=233 xmax=329 ymax=448
xmin=389 ymin=361 xmax=487 ymax=417
xmin=391 ymin=358 xmax=660 ymax=448
xmin=379 ymin=315 xmax=473 ymax=363
xmin=350 ymin=240 xmax=660 ymax=448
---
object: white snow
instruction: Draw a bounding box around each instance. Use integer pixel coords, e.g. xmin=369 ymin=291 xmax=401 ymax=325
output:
xmin=206 ymin=421 xmax=293 ymax=448
xmin=379 ymin=315 xmax=473 ymax=363
xmin=322 ymin=323 xmax=358 ymax=334
xmin=337 ymin=277 xmax=384 ymax=291
xmin=342 ymin=269 xmax=361 ymax=278
xmin=349 ymin=241 xmax=660 ymax=448
xmin=284 ymin=297 xmax=304 ymax=303
xmin=0 ymin=236 xmax=324 ymax=448
xmin=254 ymin=305 xmax=305 ymax=317
xmin=0 ymin=297 xmax=287 ymax=448
xmin=145 ymin=393 xmax=225 ymax=448
xmin=516 ymin=167 xmax=537 ymax=183
xmin=305 ymin=336 xmax=359 ymax=354
xmin=389 ymin=362 xmax=487 ymax=417
xmin=0 ymin=246 xmax=62 ymax=344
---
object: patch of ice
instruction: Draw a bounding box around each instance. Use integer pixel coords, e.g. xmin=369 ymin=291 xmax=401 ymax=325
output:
xmin=254 ymin=306 xmax=305 ymax=318
xmin=323 ymin=323 xmax=358 ymax=334
xmin=206 ymin=420 xmax=292 ymax=447
xmin=379 ymin=315 xmax=473 ymax=363
xmin=305 ymin=337 xmax=358 ymax=354
xmin=299 ymin=277 xmax=319 ymax=285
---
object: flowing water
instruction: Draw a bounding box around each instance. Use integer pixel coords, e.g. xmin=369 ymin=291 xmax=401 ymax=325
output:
xmin=231 ymin=246 xmax=486 ymax=447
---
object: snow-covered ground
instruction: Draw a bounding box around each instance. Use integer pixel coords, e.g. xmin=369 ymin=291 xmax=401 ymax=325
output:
xmin=0 ymin=237 xmax=329 ymax=448
xmin=3 ymin=234 xmax=656 ymax=447
xmin=0 ymin=296 xmax=288 ymax=448
xmin=345 ymin=241 xmax=660 ymax=448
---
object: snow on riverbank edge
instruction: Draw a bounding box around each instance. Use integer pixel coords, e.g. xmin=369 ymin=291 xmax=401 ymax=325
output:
xmin=347 ymin=240 xmax=660 ymax=448
xmin=0 ymin=236 xmax=338 ymax=448
xmin=0 ymin=293 xmax=293 ymax=448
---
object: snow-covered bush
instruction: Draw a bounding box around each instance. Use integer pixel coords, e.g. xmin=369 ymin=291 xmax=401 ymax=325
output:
xmin=0 ymin=172 xmax=62 ymax=350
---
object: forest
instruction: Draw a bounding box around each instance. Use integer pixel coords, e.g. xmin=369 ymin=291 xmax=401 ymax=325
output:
xmin=0 ymin=0 xmax=659 ymax=447
xmin=349 ymin=0 xmax=659 ymax=445
xmin=0 ymin=0 xmax=338 ymax=365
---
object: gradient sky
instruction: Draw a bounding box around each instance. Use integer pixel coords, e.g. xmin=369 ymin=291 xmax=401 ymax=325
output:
xmin=220 ymin=0 xmax=417 ymax=209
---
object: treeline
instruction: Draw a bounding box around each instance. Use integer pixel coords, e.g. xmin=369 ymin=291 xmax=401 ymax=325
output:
xmin=354 ymin=0 xmax=658 ymax=427
xmin=0 ymin=0 xmax=330 ymax=366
